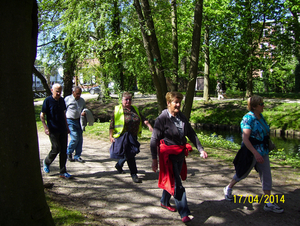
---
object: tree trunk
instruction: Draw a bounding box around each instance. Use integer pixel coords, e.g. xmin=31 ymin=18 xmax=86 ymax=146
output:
xmin=0 ymin=0 xmax=54 ymax=225
xmin=63 ymin=49 xmax=77 ymax=97
xmin=32 ymin=66 xmax=51 ymax=96
xmin=112 ymin=1 xmax=125 ymax=91
xmin=133 ymin=0 xmax=166 ymax=112
xmin=203 ymin=23 xmax=210 ymax=101
xmin=290 ymin=7 xmax=300 ymax=92
xmin=139 ymin=0 xmax=168 ymax=95
xmin=171 ymin=0 xmax=178 ymax=91
xmin=182 ymin=0 xmax=203 ymax=120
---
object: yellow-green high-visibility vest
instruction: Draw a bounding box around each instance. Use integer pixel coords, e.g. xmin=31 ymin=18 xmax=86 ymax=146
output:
xmin=113 ymin=104 xmax=142 ymax=138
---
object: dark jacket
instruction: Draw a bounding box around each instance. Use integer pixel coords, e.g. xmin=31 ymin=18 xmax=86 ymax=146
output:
xmin=150 ymin=109 xmax=204 ymax=159
xmin=233 ymin=137 xmax=264 ymax=178
xmin=110 ymin=132 xmax=140 ymax=159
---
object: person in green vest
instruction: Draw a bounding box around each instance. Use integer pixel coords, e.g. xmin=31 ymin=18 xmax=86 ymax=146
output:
xmin=109 ymin=91 xmax=153 ymax=183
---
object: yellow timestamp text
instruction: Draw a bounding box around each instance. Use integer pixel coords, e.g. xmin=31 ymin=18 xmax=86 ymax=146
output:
xmin=233 ymin=195 xmax=285 ymax=204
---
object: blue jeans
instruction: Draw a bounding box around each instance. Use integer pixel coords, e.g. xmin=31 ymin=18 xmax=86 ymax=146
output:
xmin=160 ymin=158 xmax=190 ymax=218
xmin=67 ymin=119 xmax=83 ymax=159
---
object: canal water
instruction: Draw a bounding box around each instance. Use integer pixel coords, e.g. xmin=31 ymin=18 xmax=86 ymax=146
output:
xmin=196 ymin=128 xmax=300 ymax=158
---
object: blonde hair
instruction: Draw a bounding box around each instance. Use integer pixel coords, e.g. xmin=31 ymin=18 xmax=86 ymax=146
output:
xmin=122 ymin=91 xmax=132 ymax=99
xmin=247 ymin=95 xmax=263 ymax=111
xmin=165 ymin=91 xmax=183 ymax=103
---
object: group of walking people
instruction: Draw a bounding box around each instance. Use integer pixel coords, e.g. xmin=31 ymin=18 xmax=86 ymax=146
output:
xmin=40 ymin=83 xmax=283 ymax=224
xmin=41 ymin=84 xmax=91 ymax=179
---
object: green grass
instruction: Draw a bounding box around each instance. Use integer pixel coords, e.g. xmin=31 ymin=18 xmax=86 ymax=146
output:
xmin=45 ymin=192 xmax=93 ymax=225
xmin=190 ymin=100 xmax=300 ymax=132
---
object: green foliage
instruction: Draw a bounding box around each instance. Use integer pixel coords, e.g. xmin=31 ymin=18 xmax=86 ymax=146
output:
xmin=190 ymin=100 xmax=247 ymax=125
xmin=37 ymin=0 xmax=299 ymax=98
xmin=84 ymin=122 xmax=110 ymax=139
xmin=190 ymin=100 xmax=300 ymax=132
xmin=45 ymin=192 xmax=89 ymax=225
xmin=269 ymin=148 xmax=300 ymax=168
xmin=35 ymin=105 xmax=42 ymax=122
xmin=262 ymin=103 xmax=300 ymax=131
xmin=197 ymin=132 xmax=240 ymax=150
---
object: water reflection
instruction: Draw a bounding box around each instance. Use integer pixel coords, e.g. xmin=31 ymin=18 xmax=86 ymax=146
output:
xmin=196 ymin=128 xmax=300 ymax=157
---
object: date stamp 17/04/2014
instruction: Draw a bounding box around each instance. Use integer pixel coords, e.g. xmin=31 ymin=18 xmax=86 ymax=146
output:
xmin=233 ymin=195 xmax=285 ymax=204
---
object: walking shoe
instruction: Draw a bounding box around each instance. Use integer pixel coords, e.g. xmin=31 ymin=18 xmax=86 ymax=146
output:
xmin=132 ymin=174 xmax=142 ymax=183
xmin=43 ymin=159 xmax=50 ymax=173
xmin=161 ymin=203 xmax=176 ymax=212
xmin=59 ymin=172 xmax=74 ymax=179
xmin=67 ymin=154 xmax=75 ymax=162
xmin=75 ymin=157 xmax=85 ymax=163
xmin=224 ymin=185 xmax=233 ymax=201
xmin=182 ymin=216 xmax=191 ymax=223
xmin=115 ymin=163 xmax=125 ymax=174
xmin=263 ymin=203 xmax=284 ymax=213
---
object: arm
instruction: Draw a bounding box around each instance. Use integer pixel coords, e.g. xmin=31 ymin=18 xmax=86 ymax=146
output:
xmin=64 ymin=111 xmax=70 ymax=134
xmin=243 ymin=129 xmax=264 ymax=163
xmin=81 ymin=99 xmax=86 ymax=116
xmin=109 ymin=129 xmax=115 ymax=143
xmin=185 ymin=120 xmax=208 ymax=159
xmin=144 ymin=120 xmax=153 ymax=132
xmin=40 ymin=112 xmax=49 ymax=135
xmin=150 ymin=117 xmax=163 ymax=172
xmin=109 ymin=109 xmax=116 ymax=143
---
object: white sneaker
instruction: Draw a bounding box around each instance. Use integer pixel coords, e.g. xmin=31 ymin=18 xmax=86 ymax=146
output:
xmin=263 ymin=203 xmax=284 ymax=213
xmin=223 ymin=186 xmax=233 ymax=201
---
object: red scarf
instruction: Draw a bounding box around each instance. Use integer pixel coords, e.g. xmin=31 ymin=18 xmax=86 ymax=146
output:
xmin=158 ymin=140 xmax=192 ymax=195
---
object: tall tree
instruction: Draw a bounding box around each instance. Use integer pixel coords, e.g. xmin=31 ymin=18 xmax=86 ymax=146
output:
xmin=0 ymin=0 xmax=54 ymax=225
xmin=284 ymin=0 xmax=300 ymax=92
xmin=182 ymin=0 xmax=204 ymax=119
xmin=203 ymin=21 xmax=210 ymax=101
xmin=133 ymin=0 xmax=168 ymax=112
xmin=171 ymin=0 xmax=179 ymax=91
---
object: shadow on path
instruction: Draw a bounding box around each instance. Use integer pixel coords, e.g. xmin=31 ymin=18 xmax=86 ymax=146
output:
xmin=38 ymin=132 xmax=300 ymax=225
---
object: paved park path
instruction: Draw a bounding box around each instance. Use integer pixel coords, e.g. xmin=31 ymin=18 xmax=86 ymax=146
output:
xmin=38 ymin=130 xmax=300 ymax=226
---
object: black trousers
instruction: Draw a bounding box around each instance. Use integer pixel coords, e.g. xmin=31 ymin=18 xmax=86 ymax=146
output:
xmin=117 ymin=156 xmax=138 ymax=175
xmin=45 ymin=132 xmax=68 ymax=174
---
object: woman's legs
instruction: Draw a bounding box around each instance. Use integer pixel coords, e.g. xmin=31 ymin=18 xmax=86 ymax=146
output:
xmin=160 ymin=159 xmax=190 ymax=218
xmin=224 ymin=157 xmax=256 ymax=200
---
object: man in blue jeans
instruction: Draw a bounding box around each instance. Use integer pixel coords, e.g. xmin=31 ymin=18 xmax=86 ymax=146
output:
xmin=65 ymin=86 xmax=86 ymax=163
xmin=41 ymin=83 xmax=73 ymax=179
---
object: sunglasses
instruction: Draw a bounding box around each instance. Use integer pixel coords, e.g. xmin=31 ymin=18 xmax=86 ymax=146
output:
xmin=124 ymin=98 xmax=132 ymax=101
xmin=258 ymin=102 xmax=264 ymax=106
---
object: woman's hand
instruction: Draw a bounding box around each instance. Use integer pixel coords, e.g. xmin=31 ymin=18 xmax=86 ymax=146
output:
xmin=200 ymin=151 xmax=208 ymax=159
xmin=254 ymin=152 xmax=264 ymax=164
xmin=152 ymin=159 xmax=158 ymax=172
xmin=109 ymin=129 xmax=115 ymax=143
xmin=110 ymin=136 xmax=115 ymax=143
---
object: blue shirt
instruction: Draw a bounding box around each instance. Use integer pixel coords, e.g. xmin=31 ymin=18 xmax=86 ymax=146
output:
xmin=240 ymin=111 xmax=270 ymax=156
xmin=41 ymin=96 xmax=67 ymax=133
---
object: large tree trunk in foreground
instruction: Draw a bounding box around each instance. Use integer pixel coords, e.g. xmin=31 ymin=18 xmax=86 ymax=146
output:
xmin=0 ymin=0 xmax=54 ymax=225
